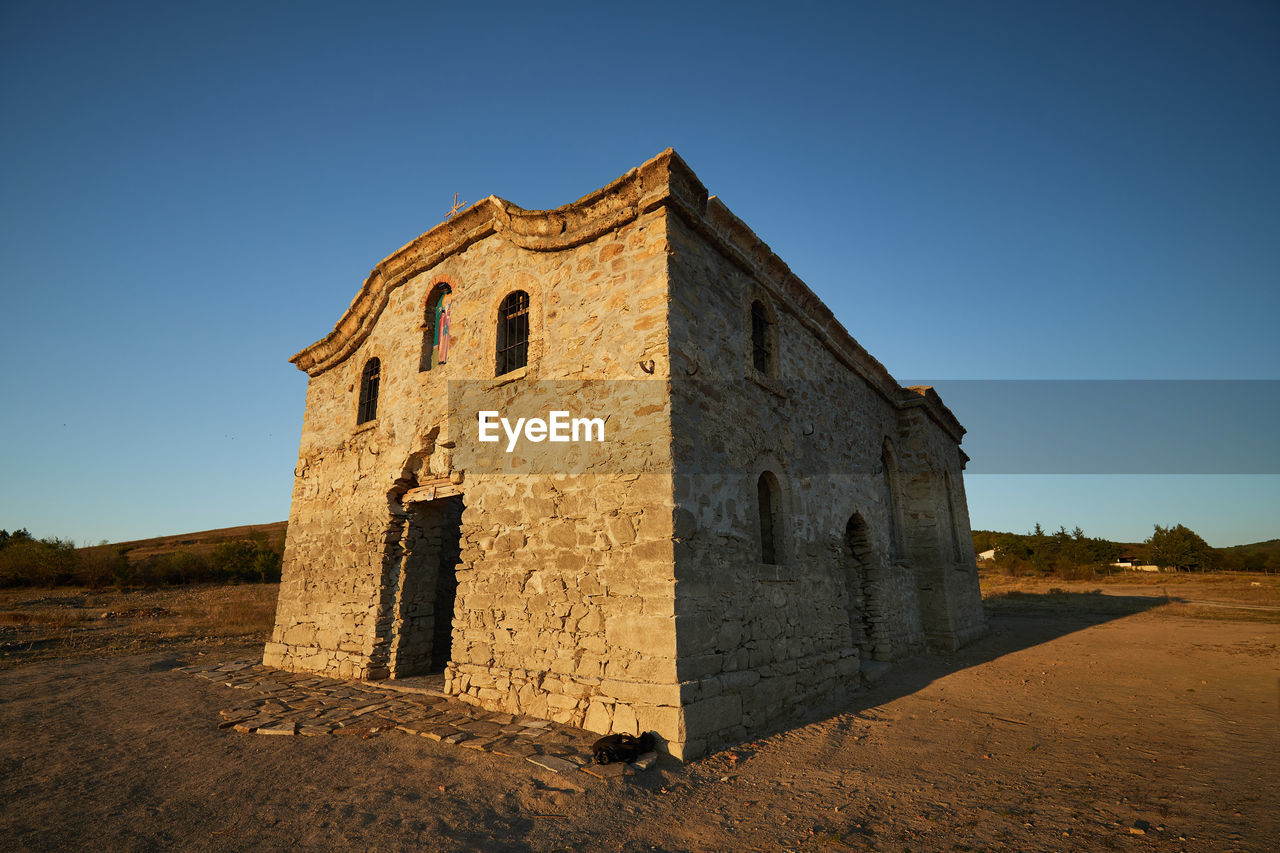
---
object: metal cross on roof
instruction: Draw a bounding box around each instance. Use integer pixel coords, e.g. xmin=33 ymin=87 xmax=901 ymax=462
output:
xmin=446 ymin=192 xmax=468 ymax=220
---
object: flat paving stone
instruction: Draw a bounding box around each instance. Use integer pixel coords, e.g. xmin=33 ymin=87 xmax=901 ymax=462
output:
xmin=459 ymin=736 xmax=500 ymax=751
xmin=179 ymin=659 xmax=609 ymax=773
xmin=527 ymin=755 xmax=580 ymax=774
xmin=493 ymin=741 xmax=540 ymax=758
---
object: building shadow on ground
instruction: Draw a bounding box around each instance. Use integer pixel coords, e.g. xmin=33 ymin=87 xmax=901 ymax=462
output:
xmin=743 ymin=589 xmax=1175 ymax=752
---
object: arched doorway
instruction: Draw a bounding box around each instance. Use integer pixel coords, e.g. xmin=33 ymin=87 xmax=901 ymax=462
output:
xmin=843 ymin=512 xmax=877 ymax=660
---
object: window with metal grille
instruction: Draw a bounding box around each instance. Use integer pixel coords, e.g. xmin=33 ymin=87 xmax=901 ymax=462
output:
xmin=751 ymin=300 xmax=773 ymax=374
xmin=357 ymin=358 xmax=380 ymax=424
xmin=758 ymin=471 xmax=780 ymax=564
xmin=496 ymin=290 xmax=530 ymax=376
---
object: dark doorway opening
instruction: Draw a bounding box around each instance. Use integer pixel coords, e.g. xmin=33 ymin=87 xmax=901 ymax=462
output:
xmin=390 ymin=494 xmax=463 ymax=677
xmin=844 ymin=512 xmax=877 ymax=660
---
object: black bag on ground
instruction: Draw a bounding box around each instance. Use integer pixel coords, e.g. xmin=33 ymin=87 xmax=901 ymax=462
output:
xmin=591 ymin=732 xmax=655 ymax=765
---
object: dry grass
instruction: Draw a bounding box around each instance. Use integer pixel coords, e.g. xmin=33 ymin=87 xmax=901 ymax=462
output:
xmin=0 ymin=584 xmax=279 ymax=668
xmin=159 ymin=586 xmax=278 ymax=639
xmin=980 ymin=570 xmax=1280 ymax=622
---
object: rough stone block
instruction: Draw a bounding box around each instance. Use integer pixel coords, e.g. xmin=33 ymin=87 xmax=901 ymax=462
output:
xmin=684 ymin=694 xmax=742 ymax=736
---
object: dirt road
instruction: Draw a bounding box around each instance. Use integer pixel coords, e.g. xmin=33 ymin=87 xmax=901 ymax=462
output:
xmin=1 ymin=583 xmax=1277 ymax=851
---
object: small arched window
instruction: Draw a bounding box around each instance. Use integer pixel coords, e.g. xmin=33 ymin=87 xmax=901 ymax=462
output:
xmin=496 ymin=290 xmax=530 ymax=376
xmin=357 ymin=358 xmax=380 ymax=424
xmin=757 ymin=471 xmax=782 ymax=564
xmin=750 ymin=299 xmax=773 ymax=374
xmin=419 ymin=284 xmax=452 ymax=372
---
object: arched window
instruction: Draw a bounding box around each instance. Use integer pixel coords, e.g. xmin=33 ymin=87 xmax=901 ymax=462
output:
xmin=419 ymin=284 xmax=452 ymax=372
xmin=750 ymin=299 xmax=773 ymax=374
xmin=757 ymin=471 xmax=782 ymax=564
xmin=496 ymin=290 xmax=530 ymax=376
xmin=357 ymin=358 xmax=380 ymax=424
xmin=881 ymin=440 xmax=904 ymax=560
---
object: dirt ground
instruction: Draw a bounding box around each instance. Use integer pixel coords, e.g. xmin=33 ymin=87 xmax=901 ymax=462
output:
xmin=1 ymin=575 xmax=1277 ymax=852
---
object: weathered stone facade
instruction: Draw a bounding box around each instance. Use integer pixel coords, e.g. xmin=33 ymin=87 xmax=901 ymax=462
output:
xmin=265 ymin=150 xmax=986 ymax=759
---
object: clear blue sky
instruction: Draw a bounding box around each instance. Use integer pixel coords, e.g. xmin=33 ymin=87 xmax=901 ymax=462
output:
xmin=2 ymin=1 xmax=1276 ymax=548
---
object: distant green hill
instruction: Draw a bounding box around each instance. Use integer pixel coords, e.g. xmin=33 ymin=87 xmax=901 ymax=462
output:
xmin=1216 ymin=538 xmax=1280 ymax=572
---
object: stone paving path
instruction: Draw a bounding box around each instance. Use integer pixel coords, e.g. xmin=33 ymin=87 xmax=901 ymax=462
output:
xmin=176 ymin=660 xmax=654 ymax=779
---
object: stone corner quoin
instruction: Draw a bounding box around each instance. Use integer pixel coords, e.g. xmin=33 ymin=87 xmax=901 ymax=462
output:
xmin=263 ymin=148 xmax=987 ymax=761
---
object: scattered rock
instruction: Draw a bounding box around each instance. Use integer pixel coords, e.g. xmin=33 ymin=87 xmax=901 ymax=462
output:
xmin=631 ymin=751 xmax=659 ymax=771
xmin=582 ymin=762 xmax=627 ymax=779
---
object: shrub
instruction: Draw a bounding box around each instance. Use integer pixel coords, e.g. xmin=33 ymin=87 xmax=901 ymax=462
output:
xmin=0 ymin=536 xmax=78 ymax=587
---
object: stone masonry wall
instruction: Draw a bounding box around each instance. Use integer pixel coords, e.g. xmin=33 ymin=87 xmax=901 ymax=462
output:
xmin=267 ymin=198 xmax=686 ymax=750
xmin=664 ymin=197 xmax=981 ymax=754
xmin=894 ymin=399 xmax=987 ymax=650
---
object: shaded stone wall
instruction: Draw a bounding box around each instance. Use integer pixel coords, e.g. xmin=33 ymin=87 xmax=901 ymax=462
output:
xmin=664 ymin=196 xmax=981 ymax=754
xmin=894 ymin=400 xmax=986 ymax=650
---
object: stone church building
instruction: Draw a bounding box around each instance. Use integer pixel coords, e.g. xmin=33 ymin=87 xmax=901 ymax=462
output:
xmin=264 ymin=150 xmax=986 ymax=759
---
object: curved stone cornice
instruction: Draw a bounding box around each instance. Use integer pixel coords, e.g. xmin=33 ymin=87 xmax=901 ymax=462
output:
xmin=291 ymin=148 xmax=698 ymax=376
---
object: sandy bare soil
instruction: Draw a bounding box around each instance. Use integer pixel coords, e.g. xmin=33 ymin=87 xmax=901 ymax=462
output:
xmin=1 ymin=578 xmax=1277 ymax=852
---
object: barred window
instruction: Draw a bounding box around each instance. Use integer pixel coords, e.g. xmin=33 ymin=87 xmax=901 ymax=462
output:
xmin=496 ymin=290 xmax=530 ymax=376
xmin=751 ymin=299 xmax=773 ymax=374
xmin=357 ymin=358 xmax=380 ymax=424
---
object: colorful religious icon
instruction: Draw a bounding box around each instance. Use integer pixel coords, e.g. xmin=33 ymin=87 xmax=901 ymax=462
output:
xmin=437 ymin=292 xmax=452 ymax=363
